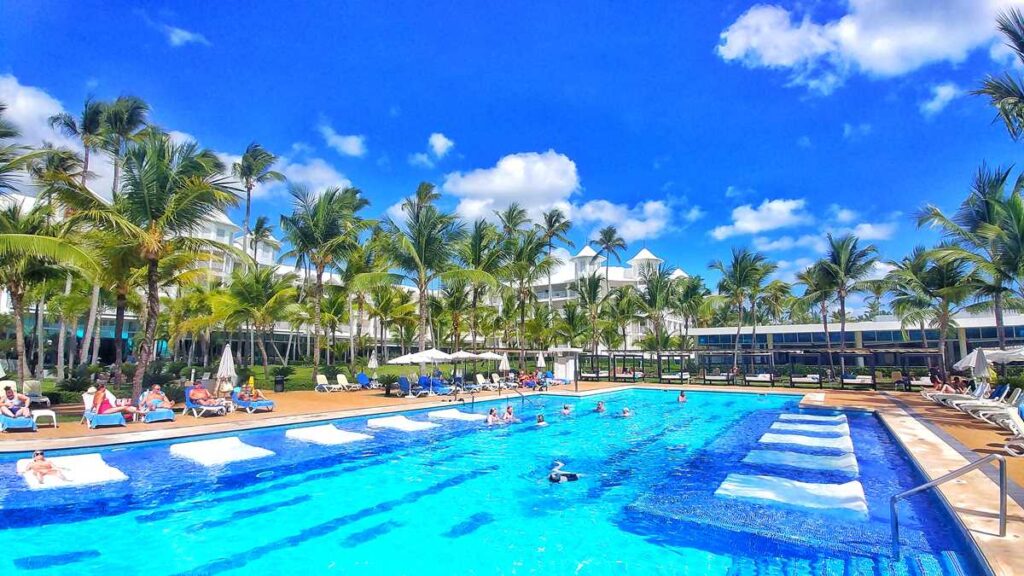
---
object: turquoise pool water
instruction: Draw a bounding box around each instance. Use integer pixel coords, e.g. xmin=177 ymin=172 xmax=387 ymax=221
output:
xmin=0 ymin=390 xmax=986 ymax=575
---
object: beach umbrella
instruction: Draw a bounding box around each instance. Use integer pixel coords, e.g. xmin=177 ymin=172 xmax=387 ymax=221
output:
xmin=536 ymin=353 xmax=546 ymax=369
xmin=216 ymin=344 xmax=237 ymax=393
xmin=476 ymin=352 xmax=503 ymax=361
xmin=450 ymin=350 xmax=480 ymax=361
xmin=388 ymin=351 xmax=422 ymax=365
xmin=368 ymin=349 xmax=379 ymax=379
xmin=499 ymin=353 xmax=510 ymax=372
xmin=969 ymin=348 xmax=991 ymax=382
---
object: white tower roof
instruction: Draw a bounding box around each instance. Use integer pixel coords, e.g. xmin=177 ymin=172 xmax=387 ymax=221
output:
xmin=628 ymin=248 xmax=662 ymax=265
xmin=573 ymin=245 xmax=600 ymax=260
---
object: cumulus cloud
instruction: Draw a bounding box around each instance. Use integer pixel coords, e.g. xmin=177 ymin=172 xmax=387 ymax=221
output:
xmin=443 ymin=150 xmax=580 ymax=219
xmin=428 ymin=132 xmax=455 ymax=158
xmin=216 ymin=152 xmax=351 ymax=200
xmin=773 ymin=257 xmax=816 ymax=283
xmin=842 ymin=122 xmax=872 ymax=139
xmin=575 ymin=199 xmax=673 ymax=242
xmin=317 ymin=123 xmax=366 ymax=157
xmin=684 ymin=206 xmax=706 ymax=223
xmin=829 ymin=204 xmax=857 ymax=223
xmin=849 ymin=221 xmax=897 ymax=240
xmin=920 ymin=82 xmax=964 ymax=116
xmin=753 ymin=234 xmax=827 ymax=254
xmin=866 ymin=261 xmax=896 ymax=281
xmin=164 ymin=25 xmax=210 ymax=47
xmin=711 ymin=198 xmax=813 ymax=240
xmin=408 ymin=152 xmax=434 ymax=168
xmin=717 ymin=0 xmax=1023 ymax=94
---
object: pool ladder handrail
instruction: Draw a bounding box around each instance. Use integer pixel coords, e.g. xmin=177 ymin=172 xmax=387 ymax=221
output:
xmin=890 ymin=453 xmax=1006 ymax=558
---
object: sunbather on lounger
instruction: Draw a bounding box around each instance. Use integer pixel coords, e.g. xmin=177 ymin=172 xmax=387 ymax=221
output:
xmin=189 ymin=382 xmax=227 ymax=407
xmin=548 ymin=461 xmax=581 ymax=483
xmin=93 ymin=384 xmax=139 ymax=416
xmin=26 ymin=450 xmax=67 ymax=485
xmin=238 ymin=384 xmax=267 ymax=401
xmin=142 ymin=384 xmax=176 ymax=410
xmin=2 ymin=385 xmax=31 ymax=417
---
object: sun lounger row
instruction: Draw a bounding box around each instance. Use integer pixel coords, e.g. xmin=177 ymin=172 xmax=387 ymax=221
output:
xmin=920 ymin=382 xmax=1024 ymax=456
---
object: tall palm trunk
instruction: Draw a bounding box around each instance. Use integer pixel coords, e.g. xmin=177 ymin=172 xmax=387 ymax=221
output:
xmin=56 ymin=275 xmax=72 ymax=381
xmin=80 ymin=285 xmax=100 ymax=364
xmin=821 ymin=302 xmax=835 ymax=379
xmin=68 ymin=316 xmax=79 ymax=372
xmin=11 ymin=292 xmax=27 ymax=387
xmin=348 ymin=295 xmax=355 ymax=365
xmin=417 ymin=281 xmax=428 ymax=352
xmin=132 ymin=260 xmax=160 ymax=399
xmin=313 ymin=268 xmax=324 ymax=377
xmin=355 ymin=297 xmax=364 ymax=361
xmin=89 ymin=310 xmax=101 ymax=365
xmin=113 ymin=292 xmax=127 ymax=385
xmin=547 ymin=245 xmax=553 ymax=311
xmin=732 ymin=303 xmax=743 ymax=370
xmin=256 ymin=328 xmax=271 ymax=383
xmin=994 ymin=291 xmax=1007 ymax=349
xmin=34 ymin=301 xmax=44 ymax=377
xmin=838 ymin=292 xmax=847 ymax=375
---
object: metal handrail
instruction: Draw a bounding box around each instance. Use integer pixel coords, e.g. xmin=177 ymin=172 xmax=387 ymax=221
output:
xmin=890 ymin=453 xmax=1006 ymax=558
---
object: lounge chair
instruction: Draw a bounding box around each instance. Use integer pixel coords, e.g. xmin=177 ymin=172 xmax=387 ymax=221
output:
xmin=948 ymin=384 xmax=1009 ymax=411
xmin=182 ymin=391 xmax=227 ymax=418
xmin=790 ymin=373 xmax=821 ymax=387
xmin=978 ymin=392 xmax=1024 ymax=428
xmin=137 ymin=392 xmax=175 ymax=424
xmin=704 ymin=373 xmax=733 ymax=384
xmin=841 ymin=374 xmax=875 ymax=388
xmin=336 ymin=374 xmax=360 ymax=392
xmin=20 ymin=379 xmax=50 ymax=407
xmin=1003 ymin=407 xmax=1024 ymax=456
xmin=355 ymin=372 xmax=375 ymax=389
xmin=81 ymin=392 xmax=126 ymax=428
xmin=477 ymin=373 xmax=498 ymax=391
xmin=744 ymin=373 xmax=774 ymax=386
xmin=314 ymin=374 xmax=344 ymax=393
xmin=398 ymin=376 xmax=428 ymax=398
xmin=231 ymin=389 xmax=275 ymax=413
xmin=431 ymin=377 xmax=455 ymax=395
xmin=963 ymin=388 xmax=1021 ymax=418
xmin=0 ymin=414 xmax=36 ymax=432
xmin=924 ymin=382 xmax=988 ymax=405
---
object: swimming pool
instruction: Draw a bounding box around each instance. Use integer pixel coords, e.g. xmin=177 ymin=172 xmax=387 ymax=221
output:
xmin=0 ymin=389 xmax=988 ymax=574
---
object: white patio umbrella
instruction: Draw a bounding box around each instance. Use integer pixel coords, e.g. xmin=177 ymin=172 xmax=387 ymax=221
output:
xmin=968 ymin=348 xmax=991 ymax=382
xmin=388 ymin=351 xmax=422 ymax=365
xmin=216 ymin=344 xmax=237 ymax=394
xmin=450 ymin=350 xmax=480 ymax=361
xmin=368 ymin=349 xmax=379 ymax=379
xmin=536 ymin=352 xmax=546 ymax=369
xmin=499 ymin=353 xmax=510 ymax=372
xmin=476 ymin=352 xmax=503 ymax=361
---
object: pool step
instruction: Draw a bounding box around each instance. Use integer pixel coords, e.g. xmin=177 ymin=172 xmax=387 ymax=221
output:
xmin=714 ymin=473 xmax=868 ymax=515
xmin=779 ymin=413 xmax=848 ymax=424
xmin=758 ymin=432 xmax=854 ymax=452
xmin=769 ymin=421 xmax=850 ymax=435
xmin=742 ymin=449 xmax=859 ymax=475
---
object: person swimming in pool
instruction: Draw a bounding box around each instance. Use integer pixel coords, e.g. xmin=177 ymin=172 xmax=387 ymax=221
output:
xmin=561 ymin=404 xmax=571 ymax=416
xmin=486 ymin=407 xmax=500 ymax=426
xmin=548 ymin=461 xmax=580 ymax=483
xmin=536 ymin=414 xmax=548 ymax=427
xmin=621 ymin=407 xmax=632 ymax=417
xmin=595 ymin=401 xmax=606 ymax=413
xmin=503 ymin=405 xmax=517 ymax=422
xmin=677 ymin=390 xmax=687 ymax=403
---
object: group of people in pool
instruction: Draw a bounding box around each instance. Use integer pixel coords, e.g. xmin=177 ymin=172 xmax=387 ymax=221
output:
xmin=485 ymin=393 xmax=689 ymax=429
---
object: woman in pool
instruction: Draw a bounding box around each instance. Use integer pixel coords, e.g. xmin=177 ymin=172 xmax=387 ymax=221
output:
xmin=561 ymin=404 xmax=571 ymax=416
xmin=486 ymin=408 xmax=500 ymax=425
xmin=595 ymin=401 xmax=606 ymax=413
xmin=677 ymin=391 xmax=687 ymax=403
xmin=92 ymin=384 xmax=139 ymax=417
xmin=621 ymin=407 xmax=632 ymax=418
xmin=536 ymin=414 xmax=548 ymax=427
xmin=503 ymin=405 xmax=517 ymax=422
xmin=548 ymin=461 xmax=581 ymax=483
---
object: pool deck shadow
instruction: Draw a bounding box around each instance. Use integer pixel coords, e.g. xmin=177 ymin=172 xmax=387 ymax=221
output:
xmin=3 ymin=381 xmax=1023 ymax=575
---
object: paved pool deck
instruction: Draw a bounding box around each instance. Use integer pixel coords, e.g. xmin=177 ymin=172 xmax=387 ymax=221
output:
xmin=2 ymin=382 xmax=1021 ymax=574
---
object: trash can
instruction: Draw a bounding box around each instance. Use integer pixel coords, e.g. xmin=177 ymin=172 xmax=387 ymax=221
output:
xmin=274 ymin=374 xmax=286 ymax=393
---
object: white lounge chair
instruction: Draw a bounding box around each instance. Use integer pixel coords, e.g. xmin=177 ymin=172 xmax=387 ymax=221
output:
xmin=1004 ymin=408 xmax=1024 ymax=456
xmin=336 ymin=374 xmax=360 ymax=392
xmin=963 ymin=388 xmax=1021 ymax=419
xmin=744 ymin=373 xmax=774 ymax=386
xmin=478 ymin=373 xmax=498 ymax=391
xmin=20 ymin=380 xmax=50 ymax=407
xmin=790 ymin=374 xmax=821 ymax=386
xmin=315 ymin=374 xmax=344 ymax=393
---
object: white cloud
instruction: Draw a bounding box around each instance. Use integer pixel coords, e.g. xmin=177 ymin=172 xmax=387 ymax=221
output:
xmin=850 ymin=221 xmax=897 ymax=240
xmin=753 ymin=234 xmax=827 ymax=253
xmin=443 ymin=150 xmax=580 ymax=219
xmin=385 ymin=200 xmax=406 ymax=223
xmin=829 ymin=204 xmax=857 ymax=223
xmin=0 ymin=74 xmax=115 ymax=196
xmin=408 ymin=152 xmax=434 ymax=169
xmin=866 ymin=261 xmax=896 ymax=280
xmin=773 ymin=257 xmax=815 ymax=283
xmin=797 ymin=135 xmax=813 ymax=148
xmin=711 ymin=198 xmax=813 ymax=240
xmin=842 ymin=122 xmax=872 ymax=139
xmin=717 ymin=0 xmax=1024 ymax=94
xmin=725 ymin=185 xmax=753 ymax=198
xmin=684 ymin=206 xmax=706 ymax=223
xmin=277 ymin=157 xmax=351 ymax=195
xmin=317 ymin=123 xmax=366 ymax=157
xmin=428 ymin=132 xmax=455 ymax=158
xmin=576 ymin=199 xmax=673 ymax=242
xmin=163 ymin=25 xmax=210 ymax=47
xmin=167 ymin=130 xmax=196 ymax=145
xmin=920 ymin=82 xmax=964 ymax=116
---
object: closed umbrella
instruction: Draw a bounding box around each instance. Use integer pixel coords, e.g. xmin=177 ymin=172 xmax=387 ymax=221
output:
xmin=216 ymin=344 xmax=237 ymax=395
xmin=536 ymin=353 xmax=546 ymax=370
xmin=368 ymin=349 xmax=379 ymax=379
xmin=499 ymin=353 xmax=510 ymax=372
xmin=970 ymin=348 xmax=990 ymax=382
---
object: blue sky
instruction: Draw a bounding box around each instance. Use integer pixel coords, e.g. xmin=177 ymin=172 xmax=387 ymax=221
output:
xmin=1 ymin=0 xmax=1022 ymax=286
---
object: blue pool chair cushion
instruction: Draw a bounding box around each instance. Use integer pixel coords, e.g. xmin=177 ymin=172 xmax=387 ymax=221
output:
xmin=356 ymin=373 xmax=372 ymax=388
xmin=143 ymin=408 xmax=175 ymax=423
xmin=0 ymin=415 xmax=37 ymax=432
xmin=86 ymin=411 xmax=126 ymax=428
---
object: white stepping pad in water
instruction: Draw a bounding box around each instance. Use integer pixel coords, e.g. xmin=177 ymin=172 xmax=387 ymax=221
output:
xmin=779 ymin=413 xmax=847 ymax=424
xmin=743 ymin=450 xmax=859 ymax=475
xmin=16 ymin=453 xmax=127 ymax=490
xmin=770 ymin=421 xmax=850 ymax=435
xmin=759 ymin=432 xmax=854 ymax=453
xmin=366 ymin=415 xmax=439 ymax=432
xmin=427 ymin=409 xmax=487 ymax=422
xmin=169 ymin=437 xmax=274 ymax=466
xmin=285 ymin=425 xmax=373 ymax=446
xmin=715 ymin=473 xmax=867 ymax=515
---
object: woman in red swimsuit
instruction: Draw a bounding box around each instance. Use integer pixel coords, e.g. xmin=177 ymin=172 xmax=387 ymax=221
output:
xmin=92 ymin=384 xmax=140 ymax=416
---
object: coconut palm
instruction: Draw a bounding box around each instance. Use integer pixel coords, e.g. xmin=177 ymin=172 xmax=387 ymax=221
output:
xmin=101 ymin=95 xmax=149 ymax=196
xmin=279 ymin=184 xmax=369 ymax=375
xmin=672 ymin=275 xmax=710 ymax=347
xmin=249 ymin=215 xmax=274 ymax=263
xmin=555 ymin=301 xmax=588 ymax=348
xmin=365 ymin=284 xmax=416 ymax=361
xmin=536 ymin=208 xmax=574 ymax=310
xmin=606 ymin=286 xmax=641 ymax=350
xmin=795 ymin=262 xmax=837 ymax=378
xmin=636 ymin=264 xmax=676 ymax=355
xmin=820 ymin=233 xmax=877 ymax=374
xmin=574 ymin=272 xmax=607 ymax=353
xmin=48 ymin=97 xmax=106 ymax=187
xmin=456 ymin=218 xmax=505 ymax=350
xmin=505 ymin=229 xmax=556 ymax=366
xmin=860 ymin=279 xmax=889 ymax=319
xmin=59 ymin=130 xmax=237 ymax=397
xmin=215 ymin=266 xmax=299 ymax=381
xmin=591 ymin=225 xmax=626 ymax=293
xmin=975 ymin=8 xmax=1024 ymax=139
xmin=0 ymin=103 xmax=46 ymax=196
xmin=709 ymin=248 xmax=771 ymax=370
xmin=440 ymin=279 xmax=473 ymax=350
xmin=497 ymin=203 xmax=530 ymax=236
xmin=745 ymin=259 xmax=779 ymax=351
xmin=232 ymin=143 xmax=284 ymax=263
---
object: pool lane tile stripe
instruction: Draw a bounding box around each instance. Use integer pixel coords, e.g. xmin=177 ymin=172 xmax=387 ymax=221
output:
xmin=169 ymin=436 xmax=274 ymax=466
xmin=339 ymin=520 xmax=405 ymax=548
xmin=778 ymin=413 xmax=847 ymax=424
xmin=366 ymin=415 xmax=440 ymax=431
xmin=12 ymin=549 xmax=100 ymax=570
xmin=284 ymin=425 xmax=373 ymax=445
xmin=742 ymin=450 xmax=859 ymax=475
xmin=758 ymin=432 xmax=854 ymax=452
xmin=769 ymin=422 xmax=850 ymax=435
xmin=714 ymin=473 xmax=868 ymax=515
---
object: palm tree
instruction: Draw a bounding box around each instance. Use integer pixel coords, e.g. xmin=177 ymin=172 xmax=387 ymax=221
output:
xmin=249 ymin=215 xmax=274 ymax=263
xmin=497 ymin=203 xmax=530 ymax=235
xmin=710 ymin=248 xmax=770 ymax=370
xmin=606 ymin=286 xmax=641 ymax=350
xmin=215 ymin=266 xmax=299 ymax=381
xmin=555 ymin=301 xmax=588 ymax=347
xmin=861 ymin=279 xmax=889 ymax=319
xmin=48 ymin=97 xmax=106 ymax=188
xmin=745 ymin=259 xmax=779 ymax=352
xmin=591 ymin=225 xmax=626 ymax=293
xmin=232 ymin=142 xmax=284 ymax=265
xmin=101 ymin=95 xmax=149 ymax=196
xmin=365 ymin=284 xmax=416 ymax=361
xmin=673 ymin=275 xmax=709 ymax=347
xmin=60 ymin=130 xmax=236 ymax=397
xmin=636 ymin=264 xmax=676 ymax=355
xmin=574 ymin=272 xmax=607 ymax=353
xmin=919 ymin=165 xmax=1022 ymax=349
xmin=536 ymin=208 xmax=574 ymax=310
xmin=0 ymin=103 xmax=47 ymax=195
xmin=820 ymin=233 xmax=877 ymax=375
xmin=456 ymin=219 xmax=505 ymax=350
xmin=505 ymin=229 xmax=556 ymax=366
xmin=975 ymin=8 xmax=1024 ymax=139
xmin=279 ymin=185 xmax=369 ymax=376
xmin=795 ymin=262 xmax=837 ymax=378
xmin=440 ymin=279 xmax=473 ymax=350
